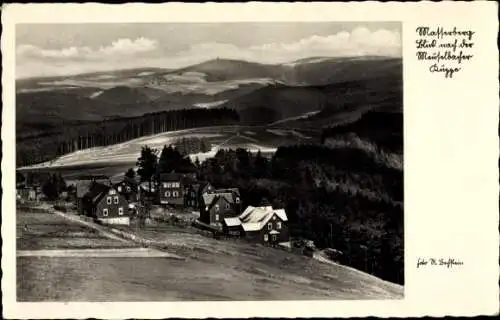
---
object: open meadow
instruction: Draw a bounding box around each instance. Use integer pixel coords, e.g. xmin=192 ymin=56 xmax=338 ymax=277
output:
xmin=17 ymin=208 xmax=403 ymax=301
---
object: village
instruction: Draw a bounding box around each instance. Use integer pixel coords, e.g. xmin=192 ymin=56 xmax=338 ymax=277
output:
xmin=15 ymin=148 xmax=320 ymax=257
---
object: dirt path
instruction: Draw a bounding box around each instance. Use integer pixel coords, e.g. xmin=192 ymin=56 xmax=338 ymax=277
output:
xmin=51 ymin=210 xmax=131 ymax=243
xmin=17 ymin=247 xmax=183 ymax=258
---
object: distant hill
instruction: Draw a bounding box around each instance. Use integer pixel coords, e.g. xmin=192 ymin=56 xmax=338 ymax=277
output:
xmin=282 ymin=56 xmax=402 ymax=86
xmin=171 ymin=58 xmax=283 ymax=82
xmin=222 ymin=73 xmax=402 ymax=125
xmin=168 ymin=56 xmax=402 ymax=86
xmin=92 ymin=86 xmax=159 ymax=105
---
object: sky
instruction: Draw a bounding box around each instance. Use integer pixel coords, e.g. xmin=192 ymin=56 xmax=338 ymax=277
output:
xmin=16 ymin=22 xmax=401 ymax=79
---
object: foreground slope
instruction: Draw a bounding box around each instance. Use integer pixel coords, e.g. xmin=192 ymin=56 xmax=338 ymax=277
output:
xmin=17 ymin=209 xmax=403 ymax=301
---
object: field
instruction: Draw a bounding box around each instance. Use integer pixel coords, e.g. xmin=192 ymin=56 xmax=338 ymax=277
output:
xmin=17 ymin=208 xmax=403 ymax=301
xmin=19 ymin=125 xmax=319 ymax=181
xmin=17 ymin=209 xmax=137 ymax=250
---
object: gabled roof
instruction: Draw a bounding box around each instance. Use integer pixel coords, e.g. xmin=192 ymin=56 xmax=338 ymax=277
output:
xmin=238 ymin=206 xmax=288 ymax=232
xmin=202 ymin=190 xmax=238 ymax=211
xmin=214 ymin=188 xmax=240 ymax=197
xmin=223 ymin=217 xmax=241 ymax=227
xmin=84 ymin=182 xmax=112 ymax=205
xmin=76 ymin=177 xmax=110 ymax=198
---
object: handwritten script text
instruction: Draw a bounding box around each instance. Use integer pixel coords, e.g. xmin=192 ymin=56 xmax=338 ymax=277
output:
xmin=416 ymin=26 xmax=475 ymax=78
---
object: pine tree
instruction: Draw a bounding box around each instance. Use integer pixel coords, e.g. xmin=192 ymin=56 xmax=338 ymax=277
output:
xmin=125 ymin=168 xmax=136 ymax=179
xmin=136 ymin=145 xmax=158 ymax=191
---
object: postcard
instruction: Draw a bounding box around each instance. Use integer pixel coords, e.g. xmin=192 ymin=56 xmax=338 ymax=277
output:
xmin=2 ymin=2 xmax=499 ymax=318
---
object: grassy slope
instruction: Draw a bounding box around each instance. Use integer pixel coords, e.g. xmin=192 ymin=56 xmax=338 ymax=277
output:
xmin=17 ymin=210 xmax=403 ymax=301
xmin=17 ymin=210 xmax=137 ymax=250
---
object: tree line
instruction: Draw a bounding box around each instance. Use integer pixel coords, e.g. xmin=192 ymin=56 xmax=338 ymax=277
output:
xmin=17 ymin=107 xmax=239 ymax=167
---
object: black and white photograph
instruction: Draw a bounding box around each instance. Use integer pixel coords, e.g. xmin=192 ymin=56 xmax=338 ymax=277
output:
xmin=13 ymin=21 xmax=405 ymax=302
xmin=3 ymin=2 xmax=500 ymax=319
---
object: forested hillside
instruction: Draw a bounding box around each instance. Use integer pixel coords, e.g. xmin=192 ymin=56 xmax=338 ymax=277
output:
xmin=196 ymin=146 xmax=403 ymax=284
xmin=17 ymin=108 xmax=239 ymax=167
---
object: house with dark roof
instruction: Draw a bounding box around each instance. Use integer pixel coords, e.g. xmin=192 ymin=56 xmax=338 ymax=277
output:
xmin=158 ymin=172 xmax=195 ymax=206
xmin=138 ymin=181 xmax=157 ymax=204
xmin=184 ymin=182 xmax=214 ymax=209
xmin=199 ymin=189 xmax=242 ymax=228
xmin=82 ymin=182 xmax=130 ymax=225
xmin=75 ymin=175 xmax=110 ymax=215
xmin=222 ymin=205 xmax=289 ymax=245
xmin=114 ymin=177 xmax=138 ymax=203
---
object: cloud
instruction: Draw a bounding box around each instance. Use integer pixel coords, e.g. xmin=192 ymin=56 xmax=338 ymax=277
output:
xmin=17 ymin=37 xmax=158 ymax=61
xmin=16 ymin=27 xmax=400 ymax=78
xmin=173 ymin=27 xmax=401 ymax=65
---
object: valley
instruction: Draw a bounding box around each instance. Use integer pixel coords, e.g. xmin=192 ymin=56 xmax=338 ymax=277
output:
xmin=16 ymin=56 xmax=402 ymax=168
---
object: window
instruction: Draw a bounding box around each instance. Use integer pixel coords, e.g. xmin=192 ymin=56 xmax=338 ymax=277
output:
xmin=109 ymin=189 xmax=116 ymax=195
xmin=173 ymin=182 xmax=179 ymax=188
xmin=268 ymin=223 xmax=272 ymax=230
xmin=272 ymin=235 xmax=277 ymax=242
xmin=215 ymin=214 xmax=219 ymax=221
xmin=114 ymin=196 xmax=119 ymax=204
xmin=107 ymin=197 xmax=111 ymax=205
xmin=118 ymin=207 xmax=124 ymax=216
xmin=126 ymin=186 xmax=131 ymax=192
xmin=215 ymin=204 xmax=220 ymax=212
xmin=103 ymin=208 xmax=109 ymax=217
xmin=165 ymin=191 xmax=171 ymax=197
xmin=277 ymin=222 xmax=282 ymax=230
xmin=264 ymin=234 xmax=268 ymax=242
xmin=163 ymin=183 xmax=167 ymax=188
xmin=117 ymin=186 xmax=122 ymax=192
xmin=235 ymin=197 xmax=240 ymax=203
xmin=225 ymin=203 xmax=230 ymax=209
xmin=173 ymin=191 xmax=179 ymax=197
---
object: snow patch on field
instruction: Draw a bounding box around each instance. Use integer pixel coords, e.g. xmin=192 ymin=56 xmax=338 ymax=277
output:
xmin=89 ymin=90 xmax=104 ymax=98
xmin=138 ymin=71 xmax=155 ymax=76
xmin=23 ymin=127 xmax=234 ymax=169
xmin=193 ymin=100 xmax=228 ymax=109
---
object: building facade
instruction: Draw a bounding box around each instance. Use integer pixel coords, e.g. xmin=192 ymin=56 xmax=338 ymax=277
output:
xmin=199 ymin=190 xmax=242 ymax=228
xmin=83 ymin=182 xmax=130 ymax=225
